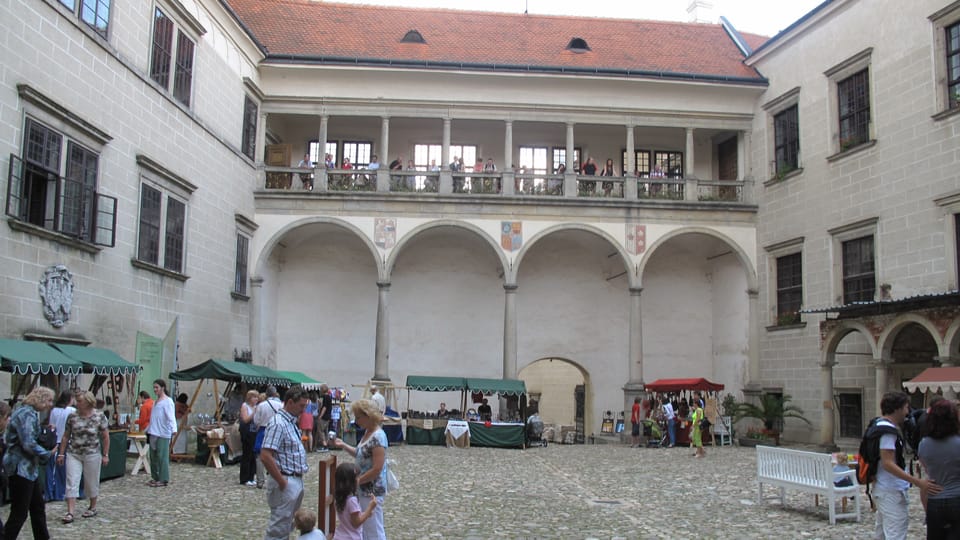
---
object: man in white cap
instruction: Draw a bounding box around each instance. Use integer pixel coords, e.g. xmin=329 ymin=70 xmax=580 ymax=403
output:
xmin=370 ymin=384 xmax=386 ymax=415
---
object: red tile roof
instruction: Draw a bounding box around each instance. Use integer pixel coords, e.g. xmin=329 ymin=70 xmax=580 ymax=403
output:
xmin=224 ymin=0 xmax=766 ymax=82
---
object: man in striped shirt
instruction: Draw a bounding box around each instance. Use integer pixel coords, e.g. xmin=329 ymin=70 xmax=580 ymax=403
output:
xmin=260 ymin=386 xmax=309 ymax=540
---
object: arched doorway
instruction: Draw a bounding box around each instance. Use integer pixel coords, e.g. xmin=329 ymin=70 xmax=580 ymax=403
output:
xmin=887 ymin=323 xmax=939 ymax=409
xmin=518 ymin=357 xmax=589 ymax=441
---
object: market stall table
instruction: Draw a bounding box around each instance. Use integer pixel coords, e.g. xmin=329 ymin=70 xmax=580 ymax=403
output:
xmin=406 ymin=418 xmax=448 ymax=446
xmin=129 ymin=433 xmax=150 ymax=476
xmin=468 ymin=421 xmax=524 ymax=449
xmin=444 ymin=419 xmax=470 ymax=448
xmin=100 ymin=430 xmax=128 ymax=480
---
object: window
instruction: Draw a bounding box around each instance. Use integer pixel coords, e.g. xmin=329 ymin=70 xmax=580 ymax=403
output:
xmin=6 ymin=117 xmax=116 ymax=247
xmin=773 ymin=105 xmax=799 ymax=175
xmin=518 ymin=146 xmax=548 ymax=173
xmin=775 ymin=253 xmax=802 ymax=325
xmin=134 ymin=155 xmax=196 ymax=277
xmin=234 ymin=234 xmax=249 ymax=296
xmin=552 ymin=147 xmax=580 ymax=173
xmin=841 ymin=235 xmax=875 ymax=304
xmin=309 ymin=141 xmax=339 ymax=165
xmin=653 ymin=151 xmax=683 ymax=178
xmin=137 ymin=184 xmax=186 ymax=272
xmin=149 ymin=7 xmax=196 ymax=107
xmin=948 ymin=22 xmax=960 ymax=109
xmin=412 ymin=144 xmax=477 ymax=169
xmin=342 ymin=141 xmax=373 ymax=168
xmin=58 ymin=0 xmax=111 ymax=37
xmin=622 ymin=150 xmax=651 ymax=177
xmin=241 ymin=95 xmax=258 ymax=160
xmin=837 ymin=70 xmax=870 ymax=150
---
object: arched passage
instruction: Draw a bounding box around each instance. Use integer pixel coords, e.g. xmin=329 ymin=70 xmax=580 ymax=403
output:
xmin=518 ymin=357 xmax=590 ymax=440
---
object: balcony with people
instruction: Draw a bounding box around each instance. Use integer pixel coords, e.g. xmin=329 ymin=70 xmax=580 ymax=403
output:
xmin=255 ymin=114 xmax=752 ymax=207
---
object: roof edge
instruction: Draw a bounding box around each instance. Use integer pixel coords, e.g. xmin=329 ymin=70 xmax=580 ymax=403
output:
xmin=262 ymin=54 xmax=769 ymax=85
xmin=719 ymin=16 xmax=752 ymax=56
xmin=746 ymin=0 xmax=837 ymax=62
xmin=217 ymin=0 xmax=269 ymax=56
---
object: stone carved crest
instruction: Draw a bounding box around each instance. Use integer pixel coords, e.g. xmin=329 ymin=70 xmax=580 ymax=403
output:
xmin=39 ymin=265 xmax=74 ymax=328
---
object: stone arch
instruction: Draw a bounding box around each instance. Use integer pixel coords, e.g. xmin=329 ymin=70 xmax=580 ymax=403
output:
xmin=518 ymin=356 xmax=593 ymax=436
xmin=878 ymin=313 xmax=945 ymax=360
xmin=637 ymin=226 xmax=757 ymax=290
xmin=944 ymin=317 xmax=960 ymax=360
xmin=253 ymin=216 xmax=383 ymax=279
xmin=821 ymin=322 xmax=880 ymax=364
xmin=383 ymin=219 xmax=510 ymax=282
xmin=512 ymin=223 xmax=634 ymax=286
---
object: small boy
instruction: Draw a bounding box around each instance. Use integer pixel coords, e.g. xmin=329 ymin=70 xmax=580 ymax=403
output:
xmin=293 ymin=508 xmax=325 ymax=539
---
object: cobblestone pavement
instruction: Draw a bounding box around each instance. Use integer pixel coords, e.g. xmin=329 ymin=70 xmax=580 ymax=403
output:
xmin=14 ymin=443 xmax=928 ymax=539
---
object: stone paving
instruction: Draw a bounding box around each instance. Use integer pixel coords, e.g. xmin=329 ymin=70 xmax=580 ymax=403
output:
xmin=12 ymin=442 xmax=929 ymax=539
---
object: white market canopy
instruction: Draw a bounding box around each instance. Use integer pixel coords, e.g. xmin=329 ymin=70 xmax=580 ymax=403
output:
xmin=902 ymin=367 xmax=960 ymax=394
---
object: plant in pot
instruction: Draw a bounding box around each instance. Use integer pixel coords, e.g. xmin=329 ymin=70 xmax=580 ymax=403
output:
xmin=732 ymin=393 xmax=811 ymax=446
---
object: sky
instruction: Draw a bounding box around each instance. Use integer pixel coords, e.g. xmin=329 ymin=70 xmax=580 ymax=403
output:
xmin=336 ymin=0 xmax=828 ymax=37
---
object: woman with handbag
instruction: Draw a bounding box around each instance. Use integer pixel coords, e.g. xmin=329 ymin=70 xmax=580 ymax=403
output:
xmin=690 ymin=398 xmax=706 ymax=459
xmin=3 ymin=386 xmax=55 ymax=539
xmin=45 ymin=390 xmax=75 ymax=501
xmin=57 ymin=391 xmax=110 ymax=524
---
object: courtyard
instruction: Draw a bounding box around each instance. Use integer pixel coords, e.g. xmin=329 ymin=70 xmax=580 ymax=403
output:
xmin=25 ymin=442 xmax=928 ymax=539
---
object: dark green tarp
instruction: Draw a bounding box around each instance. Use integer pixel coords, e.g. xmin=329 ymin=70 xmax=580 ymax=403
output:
xmin=468 ymin=422 xmax=525 ymax=448
xmin=51 ymin=343 xmax=141 ymax=375
xmin=406 ymin=375 xmax=466 ymax=392
xmin=466 ymin=377 xmax=526 ymax=396
xmin=170 ymin=358 xmax=291 ymax=385
xmin=0 ymin=339 xmax=83 ymax=375
xmin=275 ymin=370 xmax=324 ymax=389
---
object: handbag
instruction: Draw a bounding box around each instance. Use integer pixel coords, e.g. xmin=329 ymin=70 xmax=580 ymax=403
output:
xmin=38 ymin=424 xmax=58 ymax=451
xmin=384 ymin=458 xmax=399 ymax=494
xmin=698 ymin=417 xmax=711 ymax=431
xmin=253 ymin=427 xmax=266 ymax=453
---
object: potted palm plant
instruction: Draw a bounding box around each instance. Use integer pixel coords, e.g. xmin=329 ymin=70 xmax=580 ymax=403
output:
xmin=732 ymin=393 xmax=810 ymax=446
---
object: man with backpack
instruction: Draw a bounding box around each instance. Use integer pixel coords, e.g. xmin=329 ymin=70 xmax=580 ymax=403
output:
xmin=861 ymin=392 xmax=941 ymax=539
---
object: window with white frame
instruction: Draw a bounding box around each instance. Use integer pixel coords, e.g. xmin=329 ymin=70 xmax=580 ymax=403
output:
xmin=309 ymin=141 xmax=339 ymax=166
xmin=825 ymin=49 xmax=873 ymax=155
xmin=57 ymin=0 xmax=111 ymax=37
xmin=341 ymin=141 xmax=373 ymax=168
xmin=764 ymin=237 xmax=803 ymax=328
xmin=240 ymin=95 xmax=258 ymax=160
xmin=552 ymin=147 xmax=581 ymax=173
xmin=6 ymin=87 xmax=116 ymax=248
xmin=413 ymin=144 xmax=477 ymax=170
xmin=931 ymin=5 xmax=960 ymax=115
xmin=149 ymin=4 xmax=201 ymax=107
xmin=134 ymin=155 xmax=196 ymax=277
xmin=518 ymin=146 xmax=548 ymax=173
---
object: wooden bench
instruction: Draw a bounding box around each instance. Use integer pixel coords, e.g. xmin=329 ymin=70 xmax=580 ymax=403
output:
xmin=756 ymin=445 xmax=861 ymax=524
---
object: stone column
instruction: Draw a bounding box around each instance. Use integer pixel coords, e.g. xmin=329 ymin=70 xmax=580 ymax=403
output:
xmin=256 ymin=111 xmax=268 ymax=189
xmin=439 ymin=118 xmax=453 ymax=194
xmin=564 ymin=122 xmax=577 ymax=197
xmin=684 ymin=127 xmax=697 ymax=201
xmin=624 ymin=125 xmax=637 ymax=199
xmin=875 ymin=361 xmax=888 ymax=416
xmin=503 ymin=284 xmax=518 ymax=379
xmin=377 ymin=117 xmax=390 ymax=191
xmin=249 ymin=276 xmax=264 ymax=363
xmin=317 ymin=115 xmax=329 ymax=191
xmin=502 ymin=121 xmax=514 ymax=196
xmin=820 ymin=359 xmax=837 ymax=450
xmin=623 ymin=287 xmax=645 ymax=418
xmin=374 ymin=282 xmax=391 ymax=381
xmin=747 ymin=289 xmax=761 ymax=385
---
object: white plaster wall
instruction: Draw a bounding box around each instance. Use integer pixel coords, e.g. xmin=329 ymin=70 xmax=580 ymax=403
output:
xmin=710 ymin=254 xmax=750 ymax=391
xmin=0 ymin=1 xmax=262 ymax=396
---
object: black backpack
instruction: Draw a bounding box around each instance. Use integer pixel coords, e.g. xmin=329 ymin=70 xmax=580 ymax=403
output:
xmin=857 ymin=417 xmax=904 ymax=509
xmin=903 ymin=408 xmax=925 ymax=455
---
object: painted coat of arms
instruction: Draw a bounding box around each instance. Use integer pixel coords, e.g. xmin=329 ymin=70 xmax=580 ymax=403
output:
xmin=626 ymin=224 xmax=647 ymax=255
xmin=375 ymin=218 xmax=396 ymax=249
xmin=39 ymin=265 xmax=74 ymax=328
xmin=501 ymin=221 xmax=522 ymax=252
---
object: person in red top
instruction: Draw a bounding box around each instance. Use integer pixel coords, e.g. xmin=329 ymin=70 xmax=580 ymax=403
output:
xmin=136 ymin=391 xmax=153 ymax=433
xmin=630 ymin=397 xmax=642 ymax=448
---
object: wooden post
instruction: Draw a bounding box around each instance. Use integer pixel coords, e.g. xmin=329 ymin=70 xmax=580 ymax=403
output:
xmin=318 ymin=454 xmax=338 ymax=537
xmin=170 ymin=379 xmax=205 ymax=455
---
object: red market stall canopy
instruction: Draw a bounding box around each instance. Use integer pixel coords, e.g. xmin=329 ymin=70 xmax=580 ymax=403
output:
xmin=644 ymin=378 xmax=725 ymax=393
xmin=903 ymin=367 xmax=960 ymax=394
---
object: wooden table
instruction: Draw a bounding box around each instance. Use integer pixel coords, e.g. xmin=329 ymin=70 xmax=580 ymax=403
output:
xmin=129 ymin=433 xmax=150 ymax=475
xmin=206 ymin=437 xmax=225 ymax=469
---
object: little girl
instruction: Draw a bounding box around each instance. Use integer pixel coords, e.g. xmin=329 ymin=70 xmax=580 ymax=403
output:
xmin=333 ymin=463 xmax=376 ymax=540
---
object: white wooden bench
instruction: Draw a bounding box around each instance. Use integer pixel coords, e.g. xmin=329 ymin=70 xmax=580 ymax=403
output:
xmin=756 ymin=445 xmax=861 ymax=524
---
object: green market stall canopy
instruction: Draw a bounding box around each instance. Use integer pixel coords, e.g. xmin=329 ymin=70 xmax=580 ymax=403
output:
xmin=169 ymin=358 xmax=291 ymax=386
xmin=275 ymin=370 xmax=324 ymax=390
xmin=51 ymin=343 xmax=141 ymax=375
xmin=0 ymin=338 xmax=83 ymax=375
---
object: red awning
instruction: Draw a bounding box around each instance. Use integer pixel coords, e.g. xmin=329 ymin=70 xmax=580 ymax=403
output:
xmin=903 ymin=367 xmax=960 ymax=394
xmin=644 ymin=378 xmax=725 ymax=393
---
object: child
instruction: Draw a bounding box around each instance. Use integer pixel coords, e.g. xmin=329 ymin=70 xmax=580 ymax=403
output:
xmin=333 ymin=463 xmax=376 ymax=540
xmin=293 ymin=508 xmax=325 ymax=539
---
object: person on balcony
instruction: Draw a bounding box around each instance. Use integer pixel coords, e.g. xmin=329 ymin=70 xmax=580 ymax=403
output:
xmin=579 ymin=156 xmax=598 ymax=194
xmin=367 ymin=155 xmax=380 ymax=170
xmin=388 ymin=156 xmax=402 ymax=171
xmin=297 ymin=154 xmax=314 ymax=191
xmin=599 ymin=158 xmax=618 ymax=196
xmin=484 ymin=158 xmax=497 ymax=172
xmin=389 ymin=156 xmax=404 ymax=190
xmin=324 ymin=153 xmax=335 ymax=169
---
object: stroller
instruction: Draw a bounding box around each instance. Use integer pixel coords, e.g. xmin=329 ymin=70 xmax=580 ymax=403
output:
xmin=525 ymin=414 xmax=547 ymax=448
xmin=642 ymin=418 xmax=667 ymax=448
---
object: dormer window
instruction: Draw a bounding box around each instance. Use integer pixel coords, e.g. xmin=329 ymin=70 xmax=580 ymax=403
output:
xmin=401 ymin=30 xmax=426 ymax=44
xmin=567 ymin=37 xmax=590 ymax=53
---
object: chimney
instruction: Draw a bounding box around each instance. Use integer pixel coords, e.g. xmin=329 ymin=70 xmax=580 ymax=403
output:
xmin=687 ymin=0 xmax=715 ymax=24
